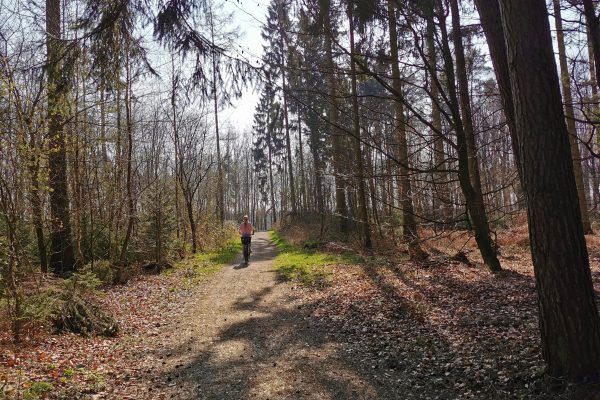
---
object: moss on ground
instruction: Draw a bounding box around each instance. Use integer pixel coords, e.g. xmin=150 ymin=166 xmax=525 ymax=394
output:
xmin=270 ymin=230 xmax=359 ymax=285
xmin=174 ymin=238 xmax=242 ymax=284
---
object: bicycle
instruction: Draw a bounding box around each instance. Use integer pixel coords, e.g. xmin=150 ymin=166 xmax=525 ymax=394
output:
xmin=242 ymin=236 xmax=251 ymax=264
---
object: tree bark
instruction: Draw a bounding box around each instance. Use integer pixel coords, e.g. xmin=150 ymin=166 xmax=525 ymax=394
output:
xmin=582 ymin=0 xmax=600 ymax=94
xmin=298 ymin=112 xmax=308 ymax=212
xmin=277 ymin=7 xmax=297 ymax=217
xmin=348 ymin=5 xmax=371 ymax=248
xmin=388 ymin=0 xmax=426 ymax=258
xmin=171 ymin=56 xmax=182 ymax=243
xmin=185 ymin=197 xmax=197 ymax=253
xmin=552 ymin=0 xmax=593 ymax=234
xmin=498 ymin=0 xmax=600 ymax=380
xmin=425 ymin=4 xmax=451 ymax=223
xmin=267 ymin=110 xmax=277 ymax=224
xmin=281 ymin=72 xmax=297 ymax=216
xmin=118 ymin=47 xmax=135 ymax=273
xmin=46 ymin=0 xmax=75 ymax=275
xmin=473 ymin=0 xmax=519 ymax=163
xmin=449 ymin=0 xmax=484 ymax=196
xmin=209 ymin=10 xmax=224 ymax=226
xmin=438 ymin=0 xmax=501 ymax=272
xmin=322 ymin=3 xmax=349 ymax=234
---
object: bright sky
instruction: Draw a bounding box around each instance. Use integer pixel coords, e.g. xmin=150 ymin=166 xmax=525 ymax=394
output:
xmin=219 ymin=0 xmax=270 ymax=135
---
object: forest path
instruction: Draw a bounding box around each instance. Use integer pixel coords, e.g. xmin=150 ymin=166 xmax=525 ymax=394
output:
xmin=143 ymin=231 xmax=383 ymax=400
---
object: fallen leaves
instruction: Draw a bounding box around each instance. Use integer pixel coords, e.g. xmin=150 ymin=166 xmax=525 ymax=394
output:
xmin=295 ymin=255 xmax=600 ymax=399
xmin=0 ymin=271 xmax=199 ymax=399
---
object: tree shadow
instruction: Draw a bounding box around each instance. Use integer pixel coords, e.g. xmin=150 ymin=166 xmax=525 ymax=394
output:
xmin=352 ymin=260 xmax=553 ymax=398
xmin=145 ymin=282 xmax=406 ymax=399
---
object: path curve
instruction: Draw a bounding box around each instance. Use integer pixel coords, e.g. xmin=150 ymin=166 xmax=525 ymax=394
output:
xmin=146 ymin=231 xmax=382 ymax=399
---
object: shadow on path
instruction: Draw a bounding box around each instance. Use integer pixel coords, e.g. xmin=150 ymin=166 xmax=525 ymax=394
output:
xmin=147 ymin=231 xmax=393 ymax=400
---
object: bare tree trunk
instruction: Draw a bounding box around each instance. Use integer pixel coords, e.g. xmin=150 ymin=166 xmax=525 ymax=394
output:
xmin=425 ymin=6 xmax=451 ymax=224
xmin=553 ymin=0 xmax=593 ymax=233
xmin=185 ymin=197 xmax=197 ymax=253
xmin=281 ymin=74 xmax=297 ymax=216
xmin=322 ymin=4 xmax=348 ymax=234
xmin=171 ymin=55 xmax=182 ymax=243
xmin=587 ymin=25 xmax=600 ymax=211
xmin=473 ymin=0 xmax=521 ymax=183
xmin=46 ymin=0 xmax=75 ymax=275
xmin=439 ymin=0 xmax=501 ymax=271
xmin=209 ymin=10 xmax=224 ymax=226
xmin=297 ymin=111 xmax=308 ymax=212
xmin=348 ymin=5 xmax=371 ymax=248
xmin=119 ymin=48 xmax=135 ymax=273
xmin=582 ymin=0 xmax=600 ymax=94
xmin=388 ymin=0 xmax=427 ymax=257
xmin=450 ymin=0 xmax=484 ymax=196
xmin=498 ymin=0 xmax=600 ymax=380
xmin=267 ymin=111 xmax=277 ymax=224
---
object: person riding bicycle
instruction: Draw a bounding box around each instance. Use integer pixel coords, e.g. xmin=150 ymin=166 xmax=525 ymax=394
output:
xmin=239 ymin=215 xmax=254 ymax=257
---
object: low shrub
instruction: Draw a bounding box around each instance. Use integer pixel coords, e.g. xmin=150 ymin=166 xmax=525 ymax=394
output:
xmin=80 ymin=260 xmax=114 ymax=285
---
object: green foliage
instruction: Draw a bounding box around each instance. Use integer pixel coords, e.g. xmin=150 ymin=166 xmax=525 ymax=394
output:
xmin=21 ymin=290 xmax=62 ymax=322
xmin=196 ymin=239 xmax=242 ymax=265
xmin=80 ymin=260 xmax=114 ymax=285
xmin=136 ymin=180 xmax=177 ymax=264
xmin=63 ymin=270 xmax=101 ymax=296
xmin=62 ymin=368 xmax=75 ymax=378
xmin=23 ymin=381 xmax=53 ymax=400
xmin=270 ymin=230 xmax=359 ymax=285
xmin=176 ymin=237 xmax=242 ymax=285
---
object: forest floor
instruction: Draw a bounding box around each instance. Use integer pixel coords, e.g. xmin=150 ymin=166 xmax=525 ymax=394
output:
xmin=3 ymin=229 xmax=600 ymax=399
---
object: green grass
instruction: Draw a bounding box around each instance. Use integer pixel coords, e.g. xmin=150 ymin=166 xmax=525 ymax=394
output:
xmin=270 ymin=230 xmax=359 ymax=285
xmin=174 ymin=238 xmax=242 ymax=284
xmin=24 ymin=381 xmax=53 ymax=400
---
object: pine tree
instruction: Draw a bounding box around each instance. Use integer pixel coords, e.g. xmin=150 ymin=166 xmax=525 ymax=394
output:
xmin=252 ymin=83 xmax=285 ymax=224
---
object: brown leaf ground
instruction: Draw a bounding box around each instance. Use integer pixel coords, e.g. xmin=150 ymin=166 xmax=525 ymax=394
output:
xmin=2 ymin=230 xmax=600 ymax=399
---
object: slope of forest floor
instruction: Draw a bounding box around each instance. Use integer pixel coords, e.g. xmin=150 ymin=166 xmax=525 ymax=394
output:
xmin=0 ymin=241 xmax=241 ymax=400
xmin=272 ymin=221 xmax=600 ymax=399
xmin=3 ymin=223 xmax=600 ymax=399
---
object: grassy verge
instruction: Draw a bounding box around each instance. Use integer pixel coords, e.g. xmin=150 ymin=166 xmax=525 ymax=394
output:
xmin=174 ymin=238 xmax=242 ymax=284
xmin=270 ymin=230 xmax=359 ymax=285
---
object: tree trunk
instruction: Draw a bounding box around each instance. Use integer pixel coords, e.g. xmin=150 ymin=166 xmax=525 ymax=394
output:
xmin=322 ymin=4 xmax=349 ymax=234
xmin=449 ymin=0 xmax=484 ymax=196
xmin=348 ymin=5 xmax=371 ymax=248
xmin=171 ymin=56 xmax=182 ymax=243
xmin=439 ymin=0 xmax=501 ymax=272
xmin=582 ymin=0 xmax=600 ymax=94
xmin=297 ymin=111 xmax=308 ymax=212
xmin=46 ymin=0 xmax=75 ymax=275
xmin=388 ymin=0 xmax=426 ymax=258
xmin=425 ymin=4 xmax=451 ymax=224
xmin=277 ymin=10 xmax=297 ymax=217
xmin=473 ymin=0 xmax=519 ymax=168
xmin=185 ymin=197 xmax=197 ymax=253
xmin=267 ymin=113 xmax=277 ymax=224
xmin=309 ymin=124 xmax=325 ymax=216
xmin=118 ymin=48 xmax=135 ymax=272
xmin=553 ymin=0 xmax=593 ymax=234
xmin=498 ymin=0 xmax=600 ymax=380
xmin=209 ymin=10 xmax=224 ymax=226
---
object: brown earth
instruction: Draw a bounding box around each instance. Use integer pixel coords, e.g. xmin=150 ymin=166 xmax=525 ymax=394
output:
xmin=119 ymin=231 xmax=399 ymax=400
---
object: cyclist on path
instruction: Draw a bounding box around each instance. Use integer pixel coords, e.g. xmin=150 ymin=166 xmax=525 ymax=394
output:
xmin=239 ymin=215 xmax=254 ymax=260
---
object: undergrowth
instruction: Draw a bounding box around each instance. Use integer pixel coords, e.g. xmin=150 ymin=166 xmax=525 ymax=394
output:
xmin=174 ymin=238 xmax=241 ymax=285
xmin=270 ymin=230 xmax=359 ymax=285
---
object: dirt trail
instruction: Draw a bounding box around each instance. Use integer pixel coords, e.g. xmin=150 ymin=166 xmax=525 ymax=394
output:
xmin=137 ymin=231 xmax=388 ymax=400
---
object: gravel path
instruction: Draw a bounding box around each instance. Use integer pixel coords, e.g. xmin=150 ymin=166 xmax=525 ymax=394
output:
xmin=142 ymin=231 xmax=387 ymax=400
